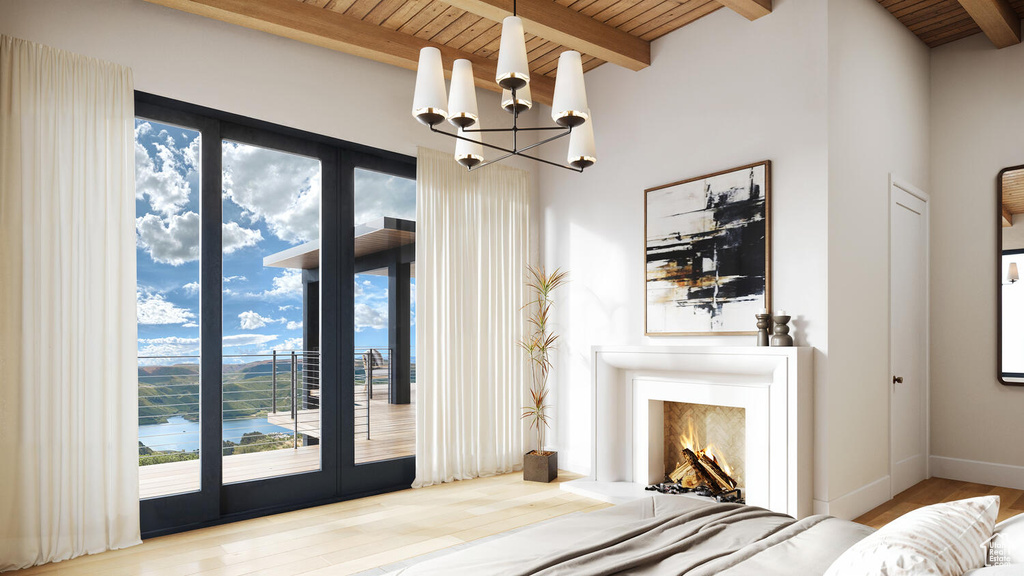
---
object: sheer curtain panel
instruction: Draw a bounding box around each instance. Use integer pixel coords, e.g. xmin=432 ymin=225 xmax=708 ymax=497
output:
xmin=0 ymin=36 xmax=140 ymax=570
xmin=414 ymin=147 xmax=530 ymax=488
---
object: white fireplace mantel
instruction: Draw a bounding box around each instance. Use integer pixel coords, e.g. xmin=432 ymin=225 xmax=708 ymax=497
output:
xmin=565 ymin=345 xmax=813 ymax=519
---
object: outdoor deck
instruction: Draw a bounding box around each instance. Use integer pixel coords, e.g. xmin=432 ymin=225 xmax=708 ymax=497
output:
xmin=139 ymin=383 xmax=416 ymax=499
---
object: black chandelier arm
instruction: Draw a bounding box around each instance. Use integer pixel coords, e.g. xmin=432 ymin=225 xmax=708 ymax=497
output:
xmin=430 ymin=124 xmax=517 ymax=155
xmin=429 ymin=123 xmax=572 ymax=154
xmin=462 ymin=126 xmax=568 ymax=133
xmin=512 ymin=125 xmax=572 ymax=155
xmin=487 ymin=151 xmax=583 ymax=173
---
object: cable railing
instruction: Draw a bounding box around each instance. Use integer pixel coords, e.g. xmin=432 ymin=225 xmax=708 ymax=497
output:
xmin=137 ymin=348 xmax=392 ymax=464
xmin=354 ymin=347 xmax=392 ymax=440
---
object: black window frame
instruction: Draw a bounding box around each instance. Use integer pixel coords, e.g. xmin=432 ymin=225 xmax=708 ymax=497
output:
xmin=135 ymin=91 xmax=416 ymax=538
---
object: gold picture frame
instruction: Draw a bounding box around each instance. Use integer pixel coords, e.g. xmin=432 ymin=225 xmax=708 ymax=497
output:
xmin=644 ymin=160 xmax=772 ymax=336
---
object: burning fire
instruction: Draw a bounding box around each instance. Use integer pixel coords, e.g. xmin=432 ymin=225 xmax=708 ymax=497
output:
xmin=678 ymin=418 xmax=735 ymax=479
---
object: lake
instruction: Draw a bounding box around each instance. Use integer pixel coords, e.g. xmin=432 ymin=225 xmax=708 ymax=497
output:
xmin=138 ymin=416 xmax=293 ymax=452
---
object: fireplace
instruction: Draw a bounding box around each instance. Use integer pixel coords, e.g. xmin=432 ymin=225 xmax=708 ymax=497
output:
xmin=562 ymin=345 xmax=813 ymax=519
xmin=661 ymin=403 xmax=745 ymax=495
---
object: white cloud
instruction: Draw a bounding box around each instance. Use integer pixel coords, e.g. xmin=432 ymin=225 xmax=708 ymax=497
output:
xmin=222 ymin=221 xmax=263 ymax=254
xmin=183 ymin=135 xmax=200 ymax=172
xmin=278 ymin=337 xmax=304 ymax=351
xmin=247 ymin=269 xmax=302 ymax=299
xmin=222 ymin=142 xmax=321 ymax=244
xmin=135 ymin=122 xmax=195 ymax=217
xmin=279 ymin=305 xmax=296 ymax=311
xmin=354 ymin=169 xmax=416 ymax=225
xmin=137 ymin=290 xmax=196 ymax=325
xmin=354 ymin=303 xmax=387 ymax=332
xmin=136 ymin=212 xmax=261 ymax=265
xmin=239 ymin=310 xmax=272 ymax=330
xmin=136 ymin=211 xmax=200 ymax=265
xmin=182 ymin=322 xmax=199 ymax=328
xmin=286 ymin=321 xmax=302 ymax=330
xmin=223 ymin=333 xmax=278 ymax=350
xmin=182 ymin=281 xmax=200 ymax=295
xmin=138 ymin=335 xmax=200 ymax=357
xmin=224 ymin=275 xmax=247 ymax=283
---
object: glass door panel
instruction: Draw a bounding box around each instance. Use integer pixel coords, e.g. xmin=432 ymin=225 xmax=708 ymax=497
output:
xmin=352 ymin=168 xmax=416 ymax=464
xmin=135 ymin=119 xmax=203 ymax=499
xmin=221 ymin=139 xmax=323 ymax=483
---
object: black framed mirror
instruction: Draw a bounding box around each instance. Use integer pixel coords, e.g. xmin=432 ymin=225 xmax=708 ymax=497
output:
xmin=998 ymin=165 xmax=1024 ymax=386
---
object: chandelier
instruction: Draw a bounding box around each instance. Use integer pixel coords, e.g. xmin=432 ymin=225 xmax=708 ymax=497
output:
xmin=411 ymin=3 xmax=596 ymax=172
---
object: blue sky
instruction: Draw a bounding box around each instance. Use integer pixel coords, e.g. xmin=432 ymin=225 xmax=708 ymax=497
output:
xmin=135 ymin=120 xmax=416 ymax=365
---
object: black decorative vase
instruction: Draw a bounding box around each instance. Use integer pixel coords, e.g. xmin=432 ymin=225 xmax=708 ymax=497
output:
xmin=524 ymin=450 xmax=558 ymax=483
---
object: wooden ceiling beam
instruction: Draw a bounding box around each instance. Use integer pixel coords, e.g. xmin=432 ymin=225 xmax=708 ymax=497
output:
xmin=438 ymin=0 xmax=651 ymax=71
xmin=716 ymin=0 xmax=771 ymax=21
xmin=142 ymin=0 xmax=556 ymax=104
xmin=956 ymin=0 xmax=1021 ymax=48
xmin=1004 ymin=204 xmax=1014 ymax=227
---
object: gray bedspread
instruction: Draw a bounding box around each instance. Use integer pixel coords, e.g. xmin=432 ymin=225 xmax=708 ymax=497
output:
xmin=389 ymin=495 xmax=873 ymax=575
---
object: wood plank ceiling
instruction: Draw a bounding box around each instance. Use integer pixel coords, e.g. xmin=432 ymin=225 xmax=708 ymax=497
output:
xmin=880 ymin=0 xmax=1024 ymax=48
xmin=145 ymin=0 xmax=773 ymax=105
xmin=1001 ymin=167 xmax=1024 ymax=227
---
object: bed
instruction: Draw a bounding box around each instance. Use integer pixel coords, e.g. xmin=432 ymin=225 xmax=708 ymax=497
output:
xmin=387 ymin=494 xmax=875 ymax=575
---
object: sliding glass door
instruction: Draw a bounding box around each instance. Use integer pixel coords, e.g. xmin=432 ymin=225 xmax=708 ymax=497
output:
xmin=134 ymin=95 xmax=414 ymax=537
xmin=342 ymin=154 xmax=417 ymax=495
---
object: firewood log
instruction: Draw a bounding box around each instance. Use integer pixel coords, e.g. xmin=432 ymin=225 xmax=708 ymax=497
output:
xmin=681 ymin=448 xmax=721 ymax=491
xmin=669 ymin=461 xmax=700 ymax=487
xmin=698 ymin=452 xmax=737 ymax=490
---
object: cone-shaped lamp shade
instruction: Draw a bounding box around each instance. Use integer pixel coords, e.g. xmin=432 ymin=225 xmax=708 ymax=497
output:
xmin=495 ymin=16 xmax=530 ymax=90
xmin=501 ymin=85 xmax=533 ymax=114
xmin=567 ymin=110 xmax=596 ymax=169
xmin=447 ymin=59 xmax=478 ymax=128
xmin=1010 ymin=262 xmax=1020 ymax=283
xmin=551 ymin=51 xmax=589 ymax=128
xmin=412 ymin=47 xmax=447 ymax=126
xmin=454 ymin=123 xmax=483 ymax=169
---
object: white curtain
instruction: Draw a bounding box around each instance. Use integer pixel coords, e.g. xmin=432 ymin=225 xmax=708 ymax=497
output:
xmin=413 ymin=147 xmax=530 ymax=488
xmin=0 ymin=36 xmax=140 ymax=570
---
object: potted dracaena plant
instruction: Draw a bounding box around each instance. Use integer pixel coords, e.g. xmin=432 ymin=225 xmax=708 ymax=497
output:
xmin=520 ymin=265 xmax=568 ymax=483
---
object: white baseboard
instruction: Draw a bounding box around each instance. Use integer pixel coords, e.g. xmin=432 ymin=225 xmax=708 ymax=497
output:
xmin=812 ymin=476 xmax=891 ymax=521
xmin=930 ymin=456 xmax=1024 ymax=490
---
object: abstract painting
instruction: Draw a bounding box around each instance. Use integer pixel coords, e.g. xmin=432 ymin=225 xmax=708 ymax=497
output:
xmin=645 ymin=161 xmax=771 ymax=335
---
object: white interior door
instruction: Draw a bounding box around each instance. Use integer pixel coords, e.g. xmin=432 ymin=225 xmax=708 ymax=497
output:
xmin=890 ymin=179 xmax=929 ymax=496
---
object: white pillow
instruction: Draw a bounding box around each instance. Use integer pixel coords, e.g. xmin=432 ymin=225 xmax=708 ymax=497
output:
xmin=825 ymin=496 xmax=1000 ymax=576
xmin=990 ymin=514 xmax=1024 ymax=565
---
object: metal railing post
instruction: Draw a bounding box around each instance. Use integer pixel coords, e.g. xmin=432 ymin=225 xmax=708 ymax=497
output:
xmin=272 ymin=350 xmax=277 ymax=413
xmin=291 ymin=351 xmax=298 ymax=449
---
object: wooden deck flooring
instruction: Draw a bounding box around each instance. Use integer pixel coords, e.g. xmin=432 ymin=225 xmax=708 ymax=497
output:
xmin=855 ymin=477 xmax=1024 ymax=529
xmin=140 ymin=383 xmax=416 ymax=499
xmin=15 ymin=472 xmax=604 ymax=576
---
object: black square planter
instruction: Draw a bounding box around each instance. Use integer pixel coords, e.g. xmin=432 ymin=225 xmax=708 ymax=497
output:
xmin=524 ymin=450 xmax=558 ymax=483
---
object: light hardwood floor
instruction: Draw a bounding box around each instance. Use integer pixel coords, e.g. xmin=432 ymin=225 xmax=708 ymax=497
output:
xmin=15 ymin=475 xmax=1022 ymax=575
xmin=855 ymin=477 xmax=1024 ymax=529
xmin=10 ymin=471 xmax=608 ymax=576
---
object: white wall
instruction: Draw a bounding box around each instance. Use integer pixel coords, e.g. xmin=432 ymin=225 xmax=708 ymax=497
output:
xmin=930 ymin=34 xmax=1024 ymax=486
xmin=824 ymin=0 xmax=930 ymax=515
xmin=537 ymin=0 xmax=932 ymax=518
xmin=0 ymin=0 xmax=541 ymax=186
xmin=536 ymin=0 xmax=831 ymax=485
